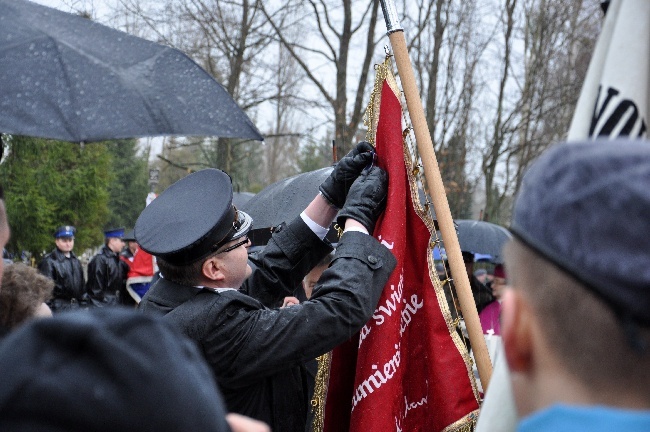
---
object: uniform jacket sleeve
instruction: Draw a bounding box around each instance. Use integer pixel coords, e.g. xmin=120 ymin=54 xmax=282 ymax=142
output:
xmin=71 ymin=258 xmax=87 ymax=300
xmin=37 ymin=255 xmax=54 ymax=279
xmin=38 ymin=255 xmax=57 ymax=284
xmin=203 ymin=231 xmax=396 ymax=387
xmin=242 ymin=216 xmax=333 ymax=307
xmin=86 ymin=255 xmax=107 ymax=298
xmin=38 ymin=255 xmax=63 ymax=299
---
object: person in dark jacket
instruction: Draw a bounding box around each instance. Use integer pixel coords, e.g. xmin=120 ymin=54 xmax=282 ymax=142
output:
xmin=38 ymin=225 xmax=87 ymax=312
xmin=86 ymin=228 xmax=128 ymax=307
xmin=137 ymin=142 xmax=396 ymax=432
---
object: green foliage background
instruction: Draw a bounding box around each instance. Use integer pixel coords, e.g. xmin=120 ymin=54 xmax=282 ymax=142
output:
xmin=297 ymin=138 xmax=332 ymax=174
xmin=0 ymin=136 xmax=149 ymax=259
xmin=105 ymin=140 xmax=150 ymax=229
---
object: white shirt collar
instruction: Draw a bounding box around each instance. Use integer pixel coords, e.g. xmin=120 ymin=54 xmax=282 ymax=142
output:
xmin=194 ymin=285 xmax=237 ymax=293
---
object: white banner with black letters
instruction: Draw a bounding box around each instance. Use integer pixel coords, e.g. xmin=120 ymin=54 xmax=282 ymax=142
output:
xmin=567 ymin=0 xmax=650 ymax=140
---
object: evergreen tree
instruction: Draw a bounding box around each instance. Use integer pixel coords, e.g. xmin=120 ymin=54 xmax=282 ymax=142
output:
xmin=104 ymin=140 xmax=150 ymax=229
xmin=297 ymin=138 xmax=333 ymax=173
xmin=0 ymin=136 xmax=112 ymax=258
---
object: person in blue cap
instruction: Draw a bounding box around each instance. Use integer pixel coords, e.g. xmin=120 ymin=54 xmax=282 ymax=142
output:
xmin=86 ymin=227 xmax=129 ymax=307
xmin=136 ymin=142 xmax=396 ymax=432
xmin=499 ymin=140 xmax=650 ymax=431
xmin=38 ymin=225 xmax=87 ymax=312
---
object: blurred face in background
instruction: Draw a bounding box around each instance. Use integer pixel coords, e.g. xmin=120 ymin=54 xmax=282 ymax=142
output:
xmin=108 ymin=237 xmax=125 ymax=254
xmin=55 ymin=237 xmax=74 ymax=253
xmin=302 ymin=263 xmax=329 ymax=300
xmin=491 ymin=276 xmax=507 ymax=300
xmin=474 ymin=270 xmax=488 ymax=284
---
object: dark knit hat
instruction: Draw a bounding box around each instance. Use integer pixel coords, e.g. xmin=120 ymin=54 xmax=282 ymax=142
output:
xmin=510 ymin=140 xmax=650 ymax=325
xmin=0 ymin=308 xmax=231 ymax=431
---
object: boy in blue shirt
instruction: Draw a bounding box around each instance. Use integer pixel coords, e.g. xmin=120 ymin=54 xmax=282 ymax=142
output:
xmin=501 ymin=140 xmax=650 ymax=431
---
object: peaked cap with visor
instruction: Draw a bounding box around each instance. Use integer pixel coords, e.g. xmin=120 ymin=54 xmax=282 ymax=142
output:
xmin=134 ymin=169 xmax=252 ymax=266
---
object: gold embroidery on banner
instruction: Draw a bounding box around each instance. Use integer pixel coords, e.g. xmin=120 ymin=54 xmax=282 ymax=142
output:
xmin=442 ymin=410 xmax=480 ymax=432
xmin=310 ymin=351 xmax=332 ymax=432
xmin=333 ymin=223 xmax=344 ymax=240
xmin=364 ymin=55 xmax=401 ymax=145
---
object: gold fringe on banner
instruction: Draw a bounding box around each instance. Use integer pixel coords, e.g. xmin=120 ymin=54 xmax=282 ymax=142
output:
xmin=310 ymin=351 xmax=332 ymax=432
xmin=364 ymin=55 xmax=401 ymax=145
xmin=442 ymin=410 xmax=480 ymax=432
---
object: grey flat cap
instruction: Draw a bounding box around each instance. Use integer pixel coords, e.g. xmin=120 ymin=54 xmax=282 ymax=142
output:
xmin=511 ymin=139 xmax=650 ymax=325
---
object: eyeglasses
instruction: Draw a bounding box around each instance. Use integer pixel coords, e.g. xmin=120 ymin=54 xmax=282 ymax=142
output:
xmin=216 ymin=236 xmax=249 ymax=254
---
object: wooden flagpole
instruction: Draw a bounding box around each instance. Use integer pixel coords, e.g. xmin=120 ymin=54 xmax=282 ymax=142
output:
xmin=380 ymin=0 xmax=493 ymax=390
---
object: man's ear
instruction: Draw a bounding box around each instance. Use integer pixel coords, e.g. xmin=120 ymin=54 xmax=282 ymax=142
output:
xmin=202 ymin=257 xmax=226 ymax=282
xmin=501 ymin=288 xmax=534 ymax=373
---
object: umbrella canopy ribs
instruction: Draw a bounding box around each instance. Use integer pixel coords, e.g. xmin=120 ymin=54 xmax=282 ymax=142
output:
xmin=0 ymin=0 xmax=263 ymax=143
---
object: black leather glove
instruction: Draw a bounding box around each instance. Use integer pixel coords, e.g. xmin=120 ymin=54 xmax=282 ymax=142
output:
xmin=336 ymin=166 xmax=388 ymax=234
xmin=319 ymin=141 xmax=375 ymax=208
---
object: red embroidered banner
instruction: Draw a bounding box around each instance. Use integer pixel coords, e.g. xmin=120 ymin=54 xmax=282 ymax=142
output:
xmin=323 ymin=62 xmax=479 ymax=432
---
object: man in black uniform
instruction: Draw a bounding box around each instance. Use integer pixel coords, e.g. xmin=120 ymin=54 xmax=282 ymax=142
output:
xmin=86 ymin=227 xmax=128 ymax=307
xmin=137 ymin=143 xmax=396 ymax=432
xmin=38 ymin=225 xmax=87 ymax=312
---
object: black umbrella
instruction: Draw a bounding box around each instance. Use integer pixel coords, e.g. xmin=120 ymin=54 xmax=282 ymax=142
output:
xmin=454 ymin=219 xmax=512 ymax=263
xmin=232 ymin=192 xmax=255 ymax=209
xmin=0 ymin=0 xmax=263 ymax=143
xmin=241 ymin=167 xmax=340 ymax=246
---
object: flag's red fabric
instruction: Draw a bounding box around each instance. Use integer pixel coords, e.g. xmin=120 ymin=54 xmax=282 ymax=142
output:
xmin=324 ymin=77 xmax=479 ymax=431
